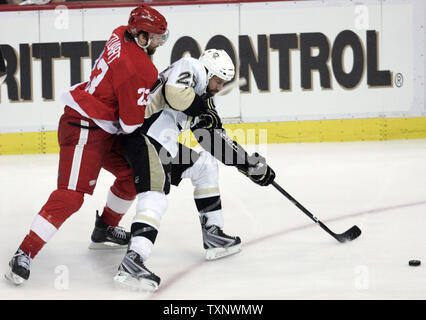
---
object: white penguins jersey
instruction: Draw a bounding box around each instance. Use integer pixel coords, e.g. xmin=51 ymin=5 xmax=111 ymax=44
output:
xmin=142 ymin=57 xmax=211 ymax=157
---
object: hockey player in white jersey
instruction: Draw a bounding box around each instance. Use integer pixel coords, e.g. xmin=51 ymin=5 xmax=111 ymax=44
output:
xmin=114 ymin=49 xmax=275 ymax=291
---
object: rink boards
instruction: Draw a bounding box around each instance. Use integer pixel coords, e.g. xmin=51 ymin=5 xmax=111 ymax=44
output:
xmin=0 ymin=0 xmax=425 ymax=154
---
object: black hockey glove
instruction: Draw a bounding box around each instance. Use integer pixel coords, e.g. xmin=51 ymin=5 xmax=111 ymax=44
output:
xmin=192 ymin=95 xmax=222 ymax=130
xmin=237 ymin=152 xmax=275 ymax=186
xmin=196 ymin=107 xmax=222 ymax=130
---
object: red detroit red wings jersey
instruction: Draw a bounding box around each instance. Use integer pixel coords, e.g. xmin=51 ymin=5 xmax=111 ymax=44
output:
xmin=61 ymin=26 xmax=158 ymax=134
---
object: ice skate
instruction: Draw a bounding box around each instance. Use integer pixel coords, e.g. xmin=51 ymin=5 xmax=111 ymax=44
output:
xmin=89 ymin=211 xmax=130 ymax=250
xmin=200 ymin=216 xmax=242 ymax=260
xmin=113 ymin=250 xmax=160 ymax=292
xmin=4 ymin=249 xmax=32 ymax=285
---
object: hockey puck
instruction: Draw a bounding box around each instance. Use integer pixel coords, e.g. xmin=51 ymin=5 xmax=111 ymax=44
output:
xmin=409 ymin=260 xmax=421 ymax=266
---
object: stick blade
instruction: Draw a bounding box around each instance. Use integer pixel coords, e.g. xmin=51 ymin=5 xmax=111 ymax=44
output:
xmin=336 ymin=225 xmax=362 ymax=243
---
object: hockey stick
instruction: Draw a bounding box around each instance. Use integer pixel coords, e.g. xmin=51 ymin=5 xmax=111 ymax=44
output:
xmin=190 ymin=113 xmax=360 ymax=243
xmin=271 ymin=181 xmax=361 ymax=243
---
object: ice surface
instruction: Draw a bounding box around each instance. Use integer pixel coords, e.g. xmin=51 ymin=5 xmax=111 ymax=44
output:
xmin=1 ymin=139 xmax=426 ymax=300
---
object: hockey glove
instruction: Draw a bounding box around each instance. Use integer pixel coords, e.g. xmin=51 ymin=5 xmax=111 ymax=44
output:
xmin=237 ymin=152 xmax=275 ymax=186
xmin=196 ymin=107 xmax=222 ymax=130
xmin=195 ymin=95 xmax=221 ymax=129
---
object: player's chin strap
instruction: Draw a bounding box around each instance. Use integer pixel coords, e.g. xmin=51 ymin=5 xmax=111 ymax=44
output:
xmin=135 ymin=37 xmax=151 ymax=51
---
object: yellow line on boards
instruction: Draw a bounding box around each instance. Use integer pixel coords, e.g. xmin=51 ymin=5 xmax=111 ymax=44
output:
xmin=1 ymin=117 xmax=426 ymax=155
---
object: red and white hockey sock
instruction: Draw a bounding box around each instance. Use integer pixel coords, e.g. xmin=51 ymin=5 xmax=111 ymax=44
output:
xmin=20 ymin=230 xmax=46 ymax=259
xmin=19 ymin=189 xmax=84 ymax=258
xmin=100 ymin=189 xmax=134 ymax=227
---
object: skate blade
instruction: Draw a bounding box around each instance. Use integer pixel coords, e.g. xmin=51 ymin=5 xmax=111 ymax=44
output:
xmin=205 ymin=243 xmax=242 ymax=260
xmin=88 ymin=242 xmax=128 ymax=250
xmin=4 ymin=268 xmax=25 ymax=285
xmin=113 ymin=270 xmax=158 ymax=292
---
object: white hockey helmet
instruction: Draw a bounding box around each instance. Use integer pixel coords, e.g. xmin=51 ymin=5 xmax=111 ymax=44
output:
xmin=199 ymin=49 xmax=235 ymax=82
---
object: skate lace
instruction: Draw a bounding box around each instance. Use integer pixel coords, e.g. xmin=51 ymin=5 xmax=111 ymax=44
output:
xmin=218 ymin=229 xmax=236 ymax=239
xmin=141 ymin=261 xmax=158 ymax=277
xmin=109 ymin=226 xmax=127 ymax=240
xmin=14 ymin=251 xmax=31 ymax=269
xmin=209 ymin=226 xmax=235 ymax=239
xmin=126 ymin=251 xmax=159 ymax=278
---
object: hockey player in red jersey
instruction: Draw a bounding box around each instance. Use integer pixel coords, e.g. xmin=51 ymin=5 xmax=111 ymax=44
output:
xmin=5 ymin=5 xmax=169 ymax=285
